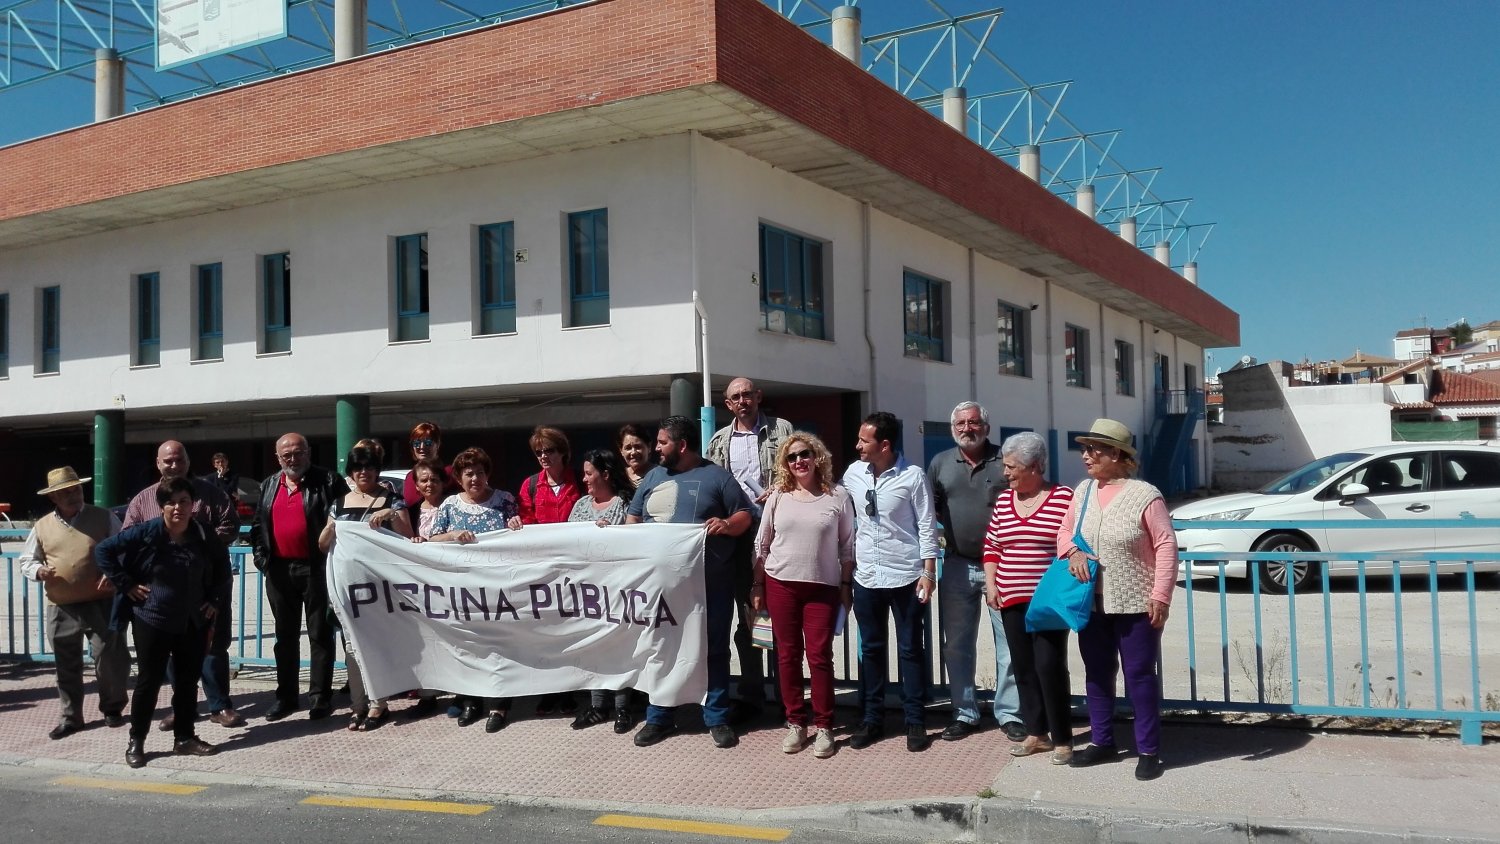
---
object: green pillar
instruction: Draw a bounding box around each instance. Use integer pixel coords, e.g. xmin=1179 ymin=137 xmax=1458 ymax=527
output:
xmin=335 ymin=395 xmax=370 ymax=475
xmin=92 ymin=409 xmax=125 ymax=508
xmin=669 ymin=375 xmax=696 ymax=417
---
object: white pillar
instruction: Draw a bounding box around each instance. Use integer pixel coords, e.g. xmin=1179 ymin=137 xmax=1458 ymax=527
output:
xmin=832 ymin=6 xmax=861 ymax=63
xmin=1019 ymin=144 xmax=1041 ymax=181
xmin=1076 ymin=183 xmax=1095 ymax=219
xmin=335 ymin=0 xmax=368 ymax=61
xmin=942 ymin=86 xmax=967 ymax=135
xmin=1184 ymin=261 xmax=1199 ymax=285
xmin=1154 ymin=241 xmax=1171 ymax=266
xmin=93 ymin=48 xmax=124 ymax=122
xmin=1119 ymin=216 xmax=1138 ymax=245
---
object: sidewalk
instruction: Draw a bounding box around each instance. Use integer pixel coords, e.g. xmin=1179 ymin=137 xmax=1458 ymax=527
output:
xmin=1 ymin=660 xmax=1495 ymax=842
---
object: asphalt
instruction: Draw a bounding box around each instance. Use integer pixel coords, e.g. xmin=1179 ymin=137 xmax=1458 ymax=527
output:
xmin=1 ymin=660 xmax=1496 ymax=843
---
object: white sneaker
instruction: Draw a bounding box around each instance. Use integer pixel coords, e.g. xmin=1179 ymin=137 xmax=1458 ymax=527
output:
xmin=812 ymin=728 xmax=836 ymax=758
xmin=781 ymin=724 xmax=808 ymax=754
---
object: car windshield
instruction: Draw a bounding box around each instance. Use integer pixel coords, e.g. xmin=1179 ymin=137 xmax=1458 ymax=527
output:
xmin=1256 ymin=452 xmax=1368 ymax=494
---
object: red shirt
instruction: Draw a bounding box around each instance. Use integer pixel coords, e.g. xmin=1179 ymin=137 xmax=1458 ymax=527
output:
xmin=271 ymin=481 xmax=312 ymax=559
xmin=517 ymin=469 xmax=582 ymax=525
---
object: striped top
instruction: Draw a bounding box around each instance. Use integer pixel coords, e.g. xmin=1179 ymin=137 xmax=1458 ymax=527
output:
xmin=980 ymin=485 xmax=1074 ymax=608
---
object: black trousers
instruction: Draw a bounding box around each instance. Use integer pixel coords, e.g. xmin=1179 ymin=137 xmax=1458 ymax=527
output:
xmin=1000 ymin=602 xmax=1074 ymax=747
xmin=264 ymin=558 xmax=336 ymax=708
xmin=730 ymin=527 xmax=767 ymax=706
xmin=130 ymin=619 xmax=207 ymax=742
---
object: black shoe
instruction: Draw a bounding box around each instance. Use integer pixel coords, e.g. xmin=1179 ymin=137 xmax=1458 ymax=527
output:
xmin=173 ymin=737 xmax=216 ymax=756
xmin=729 ymin=701 xmax=763 ymax=726
xmin=1135 ymin=754 xmax=1164 ymax=781
xmin=484 ymin=711 xmax=508 ymax=733
xmin=1001 ymin=720 xmax=1029 ymax=742
xmin=848 ymin=722 xmax=884 ymax=750
xmin=633 ymin=722 xmax=676 ymax=747
xmin=709 ymin=724 xmax=738 ymax=749
xmin=613 ymin=709 xmax=636 ymax=735
xmin=265 ymin=700 xmax=298 ymax=722
xmin=125 ymin=738 xmax=146 ymax=768
xmin=941 ymin=720 xmax=976 ymax=742
xmin=570 ymin=707 xmax=608 ymax=730
xmin=906 ymin=725 xmax=930 ymax=752
xmin=1069 ymin=743 xmax=1120 ymax=768
xmin=48 ymin=721 xmax=83 ymax=741
xmin=308 ymin=706 xmax=332 ymax=721
xmin=103 ymin=712 xmax=127 ymax=729
xmin=456 ymin=704 xmax=482 ymax=727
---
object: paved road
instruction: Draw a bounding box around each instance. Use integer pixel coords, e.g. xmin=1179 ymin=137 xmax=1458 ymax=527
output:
xmin=0 ymin=764 xmax=925 ymax=844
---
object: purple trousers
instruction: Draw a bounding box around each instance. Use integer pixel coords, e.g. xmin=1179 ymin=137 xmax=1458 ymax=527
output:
xmin=1077 ymin=611 xmax=1162 ymax=755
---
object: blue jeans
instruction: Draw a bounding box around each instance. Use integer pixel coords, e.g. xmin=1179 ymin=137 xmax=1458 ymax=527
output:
xmin=852 ymin=580 xmax=926 ymax=726
xmin=646 ymin=566 xmax=734 ymax=729
xmin=939 ymin=554 xmax=1019 ymax=725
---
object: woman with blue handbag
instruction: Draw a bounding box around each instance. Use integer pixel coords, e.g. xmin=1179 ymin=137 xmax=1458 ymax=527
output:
xmin=981 ymin=432 xmax=1076 ymax=764
xmin=1057 ymin=419 xmax=1178 ymax=782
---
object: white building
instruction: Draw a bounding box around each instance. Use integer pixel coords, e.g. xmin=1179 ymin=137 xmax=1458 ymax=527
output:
xmin=0 ymin=0 xmax=1238 ymax=508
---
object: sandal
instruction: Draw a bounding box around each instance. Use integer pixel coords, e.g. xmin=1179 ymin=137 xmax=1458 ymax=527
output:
xmin=359 ymin=708 xmax=388 ymax=731
xmin=348 ymin=710 xmax=368 ymax=732
xmin=570 ymin=707 xmax=609 ymax=730
xmin=1009 ymin=736 xmax=1055 ymax=757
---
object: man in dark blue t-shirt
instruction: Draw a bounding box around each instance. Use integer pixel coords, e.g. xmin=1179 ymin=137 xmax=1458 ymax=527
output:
xmin=626 ymin=415 xmax=751 ymax=749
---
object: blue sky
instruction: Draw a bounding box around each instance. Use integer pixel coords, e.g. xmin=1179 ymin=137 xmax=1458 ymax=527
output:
xmin=4 ymin=0 xmax=1497 ymax=373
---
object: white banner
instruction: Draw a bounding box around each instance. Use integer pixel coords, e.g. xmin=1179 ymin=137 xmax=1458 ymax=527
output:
xmin=157 ymin=0 xmax=288 ymax=70
xmin=327 ymin=521 xmax=707 ymax=706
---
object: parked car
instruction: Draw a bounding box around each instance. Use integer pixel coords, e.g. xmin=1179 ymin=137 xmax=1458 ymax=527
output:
xmin=1173 ymin=443 xmax=1500 ymax=593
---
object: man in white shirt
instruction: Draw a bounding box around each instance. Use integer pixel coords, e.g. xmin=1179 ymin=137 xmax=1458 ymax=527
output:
xmin=841 ymin=412 xmax=939 ymax=752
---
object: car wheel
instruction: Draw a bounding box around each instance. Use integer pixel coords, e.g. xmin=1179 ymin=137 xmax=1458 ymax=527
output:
xmin=1252 ymin=533 xmax=1317 ymax=594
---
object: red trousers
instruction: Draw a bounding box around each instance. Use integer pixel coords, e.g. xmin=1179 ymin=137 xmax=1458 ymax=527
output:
xmin=764 ymin=576 xmax=841 ymax=729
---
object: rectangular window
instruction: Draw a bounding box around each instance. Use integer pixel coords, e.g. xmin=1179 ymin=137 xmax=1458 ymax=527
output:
xmin=567 ymin=209 xmax=609 ymax=327
xmin=1064 ymin=323 xmax=1090 ymax=388
xmin=1154 ymin=352 xmax=1170 ymax=393
xmin=759 ymin=223 xmax=826 ymax=340
xmin=394 ymin=233 xmax=430 ymax=342
xmin=903 ymin=271 xmax=948 ymax=361
xmin=997 ymin=300 xmax=1029 ymax=377
xmin=134 ymin=272 xmax=160 ymax=367
xmin=195 ymin=263 xmax=223 ymax=361
xmin=261 ymin=253 xmax=291 ymax=354
xmin=39 ymin=285 xmax=60 ymax=374
xmin=0 ymin=293 xmax=8 ymax=378
xmin=1115 ymin=339 xmax=1135 ymax=396
xmin=477 ymin=222 xmax=516 ymax=335
xmin=1184 ymin=362 xmax=1199 ymax=393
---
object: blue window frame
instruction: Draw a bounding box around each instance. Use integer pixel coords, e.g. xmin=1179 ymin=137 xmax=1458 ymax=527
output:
xmin=39 ymin=285 xmax=60 ymax=374
xmin=261 ymin=253 xmax=291 ymax=354
xmin=903 ymin=270 xmax=947 ymax=361
xmin=567 ymin=209 xmax=608 ymax=327
xmin=759 ymin=223 xmax=826 ymax=340
xmin=478 ymin=222 xmax=516 ymax=335
xmin=1065 ymin=323 xmax=1090 ymax=388
xmin=0 ymin=293 xmax=9 ymax=378
xmin=997 ymin=300 xmax=1029 ymax=377
xmin=134 ymin=272 xmax=160 ymax=366
xmin=395 ymin=233 xmax=429 ymax=342
xmin=196 ymin=263 xmax=223 ymax=361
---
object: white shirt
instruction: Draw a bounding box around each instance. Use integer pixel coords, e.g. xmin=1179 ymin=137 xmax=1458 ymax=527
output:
xmin=17 ymin=508 xmax=124 ymax=580
xmin=727 ymin=427 xmax=764 ymax=504
xmin=841 ymin=456 xmax=939 ymax=589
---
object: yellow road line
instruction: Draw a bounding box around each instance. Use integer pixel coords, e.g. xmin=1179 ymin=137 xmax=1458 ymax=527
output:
xmin=594 ymin=814 xmax=791 ymax=841
xmin=300 ymin=794 xmax=492 ymax=815
xmin=51 ymin=775 xmax=206 ymax=795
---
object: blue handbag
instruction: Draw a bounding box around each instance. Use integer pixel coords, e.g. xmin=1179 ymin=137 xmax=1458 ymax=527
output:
xmin=1025 ymin=482 xmax=1098 ymax=633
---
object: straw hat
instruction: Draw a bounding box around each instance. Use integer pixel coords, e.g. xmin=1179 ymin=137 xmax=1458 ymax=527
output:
xmin=1074 ymin=418 xmax=1137 ymax=458
xmin=37 ymin=466 xmax=91 ymax=495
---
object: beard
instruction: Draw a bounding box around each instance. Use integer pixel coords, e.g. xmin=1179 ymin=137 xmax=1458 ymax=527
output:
xmin=953 ymin=431 xmax=981 ymax=449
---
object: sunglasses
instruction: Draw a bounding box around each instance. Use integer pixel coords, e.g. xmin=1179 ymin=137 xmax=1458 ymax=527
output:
xmin=534 ymin=447 xmax=560 ymax=457
xmin=864 ymin=488 xmax=877 ymax=518
xmin=787 ymin=449 xmax=814 ymax=464
xmin=410 ymin=438 xmax=436 ymax=449
xmin=1081 ymin=444 xmax=1116 ymax=457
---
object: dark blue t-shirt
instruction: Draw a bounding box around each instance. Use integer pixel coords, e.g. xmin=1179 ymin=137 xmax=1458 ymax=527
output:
xmin=628 ymin=459 xmax=751 ymax=570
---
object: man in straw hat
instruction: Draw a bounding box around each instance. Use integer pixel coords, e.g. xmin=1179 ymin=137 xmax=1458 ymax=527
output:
xmin=18 ymin=466 xmax=130 ymax=739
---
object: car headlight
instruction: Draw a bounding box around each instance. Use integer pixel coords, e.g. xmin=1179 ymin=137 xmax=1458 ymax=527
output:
xmin=1183 ymin=508 xmax=1252 ymax=522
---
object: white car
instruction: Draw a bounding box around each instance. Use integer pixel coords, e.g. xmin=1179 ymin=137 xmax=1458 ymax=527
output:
xmin=1172 ymin=443 xmax=1500 ymax=593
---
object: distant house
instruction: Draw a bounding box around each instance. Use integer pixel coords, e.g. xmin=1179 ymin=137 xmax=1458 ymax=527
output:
xmin=1393 ymin=326 xmax=1454 ymax=361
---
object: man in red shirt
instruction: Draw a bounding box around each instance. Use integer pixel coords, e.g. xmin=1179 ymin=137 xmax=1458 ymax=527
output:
xmin=248 ymin=432 xmax=347 ymax=721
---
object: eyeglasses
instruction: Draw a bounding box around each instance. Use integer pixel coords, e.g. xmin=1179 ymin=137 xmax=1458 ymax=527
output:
xmin=787 ymin=449 xmax=814 ymax=464
xmin=725 ymin=391 xmax=756 ymax=404
xmin=410 ymin=438 xmax=436 ymax=449
xmin=348 ymin=464 xmax=376 ymax=473
xmin=864 ymin=488 xmax=877 ymax=518
xmin=534 ymin=447 xmax=559 ymax=457
xmin=278 ymin=449 xmax=307 ymax=461
xmin=1081 ymin=444 xmax=1116 ymax=457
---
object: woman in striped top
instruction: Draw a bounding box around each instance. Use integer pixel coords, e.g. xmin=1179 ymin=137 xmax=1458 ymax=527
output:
xmin=981 ymin=431 xmax=1076 ymax=764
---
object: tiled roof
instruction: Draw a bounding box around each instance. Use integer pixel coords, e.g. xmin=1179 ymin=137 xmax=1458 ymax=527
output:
xmin=1430 ymin=369 xmax=1500 ymax=405
xmin=1468 ymin=369 xmax=1500 ymax=387
xmin=1376 ymin=358 xmax=1430 ymax=383
xmin=1341 ymin=350 xmax=1402 ymax=367
xmin=1395 ymin=328 xmax=1433 ymax=338
xmin=1461 ymin=350 xmax=1500 ymax=363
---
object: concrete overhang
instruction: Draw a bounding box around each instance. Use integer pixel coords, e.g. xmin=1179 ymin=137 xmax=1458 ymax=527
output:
xmin=0 ymin=0 xmax=1238 ymax=348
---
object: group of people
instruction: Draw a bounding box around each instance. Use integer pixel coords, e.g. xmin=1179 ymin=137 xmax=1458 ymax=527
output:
xmin=18 ymin=376 xmax=1178 ymax=781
